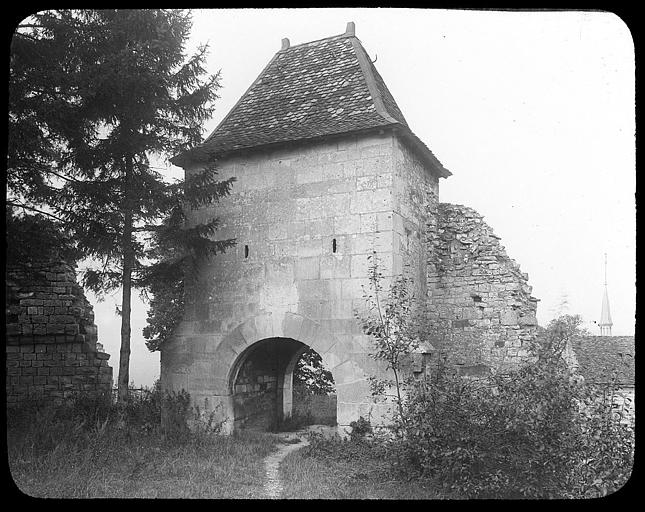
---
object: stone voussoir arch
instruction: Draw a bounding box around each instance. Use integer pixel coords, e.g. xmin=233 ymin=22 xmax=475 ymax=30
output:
xmin=218 ymin=311 xmax=355 ymax=390
xmin=207 ymin=311 xmax=377 ymax=432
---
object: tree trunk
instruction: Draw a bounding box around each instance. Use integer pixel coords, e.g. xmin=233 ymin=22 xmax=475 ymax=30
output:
xmin=117 ymin=155 xmax=135 ymax=403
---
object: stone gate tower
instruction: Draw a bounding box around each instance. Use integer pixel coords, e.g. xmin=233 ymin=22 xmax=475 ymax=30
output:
xmin=163 ymin=22 xmax=538 ymax=433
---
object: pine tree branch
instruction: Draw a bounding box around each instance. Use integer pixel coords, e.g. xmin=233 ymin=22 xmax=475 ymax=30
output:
xmin=45 ymin=168 xmax=83 ymax=184
xmin=14 ymin=32 xmax=40 ymax=42
xmin=6 ymin=200 xmax=65 ymax=222
xmin=132 ymin=224 xmax=162 ymax=232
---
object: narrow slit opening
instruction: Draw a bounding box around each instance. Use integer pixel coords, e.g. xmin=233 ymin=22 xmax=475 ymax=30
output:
xmin=244 ymin=245 xmax=249 ymax=258
xmin=332 ymin=238 xmax=337 ymax=253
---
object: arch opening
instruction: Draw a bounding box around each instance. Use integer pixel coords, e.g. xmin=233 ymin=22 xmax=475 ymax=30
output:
xmin=230 ymin=337 xmax=336 ymax=432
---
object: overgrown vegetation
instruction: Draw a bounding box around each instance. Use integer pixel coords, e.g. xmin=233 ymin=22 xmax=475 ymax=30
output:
xmin=356 ymin=253 xmax=420 ymax=425
xmin=390 ymin=329 xmax=634 ymax=498
xmin=7 ymin=384 xmax=276 ymax=498
xmin=279 ymin=423 xmax=448 ymax=499
xmin=347 ymin=258 xmax=635 ymax=499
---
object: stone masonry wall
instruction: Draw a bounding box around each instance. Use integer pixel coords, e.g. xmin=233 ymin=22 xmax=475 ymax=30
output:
xmin=392 ymin=137 xmax=440 ymax=301
xmin=5 ymin=260 xmax=113 ymax=405
xmin=162 ymin=131 xmax=405 ymax=431
xmin=425 ymin=203 xmax=539 ymax=372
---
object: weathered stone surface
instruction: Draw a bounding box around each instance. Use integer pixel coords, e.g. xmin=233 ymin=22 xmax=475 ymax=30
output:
xmin=5 ymin=260 xmax=113 ymax=405
xmin=425 ymin=203 xmax=539 ymax=370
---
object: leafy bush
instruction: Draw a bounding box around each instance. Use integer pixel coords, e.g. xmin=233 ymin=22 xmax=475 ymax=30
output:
xmin=348 ymin=416 xmax=373 ymax=441
xmin=564 ymin=383 xmax=635 ymax=497
xmin=293 ymin=348 xmax=335 ymax=395
xmin=354 ymin=258 xmax=634 ymax=498
xmin=385 ymin=323 xmax=634 ymax=498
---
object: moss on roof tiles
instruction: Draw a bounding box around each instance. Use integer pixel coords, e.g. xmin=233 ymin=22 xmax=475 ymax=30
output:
xmin=571 ymin=336 xmax=635 ymax=386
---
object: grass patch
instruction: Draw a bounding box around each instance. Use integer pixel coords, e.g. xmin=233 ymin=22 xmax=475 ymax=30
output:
xmin=10 ymin=425 xmax=277 ymax=498
xmin=279 ymin=434 xmax=449 ymax=499
xmin=7 ymin=395 xmax=277 ymax=498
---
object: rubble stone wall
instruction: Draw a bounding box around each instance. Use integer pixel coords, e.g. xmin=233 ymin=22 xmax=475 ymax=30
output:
xmin=425 ymin=203 xmax=539 ymax=372
xmin=5 ymin=260 xmax=113 ymax=405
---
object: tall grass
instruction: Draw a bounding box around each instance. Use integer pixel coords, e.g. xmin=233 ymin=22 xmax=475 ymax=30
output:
xmin=7 ymin=388 xmax=277 ymax=498
xmin=278 ymin=433 xmax=446 ymax=499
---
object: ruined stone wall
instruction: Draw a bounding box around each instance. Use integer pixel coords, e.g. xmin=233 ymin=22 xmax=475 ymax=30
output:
xmin=5 ymin=260 xmax=113 ymax=404
xmin=425 ymin=203 xmax=539 ymax=372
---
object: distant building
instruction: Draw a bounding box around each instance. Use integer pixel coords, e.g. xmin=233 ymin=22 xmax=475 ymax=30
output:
xmin=568 ymin=335 xmax=635 ymax=424
xmin=598 ymin=253 xmax=613 ymax=336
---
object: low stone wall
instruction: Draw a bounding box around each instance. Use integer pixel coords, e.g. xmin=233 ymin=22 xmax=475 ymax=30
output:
xmin=5 ymin=260 xmax=113 ymax=405
xmin=425 ymin=203 xmax=539 ymax=372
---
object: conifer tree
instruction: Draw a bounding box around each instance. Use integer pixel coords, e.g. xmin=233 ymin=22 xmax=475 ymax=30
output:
xmin=8 ymin=9 xmax=234 ymax=402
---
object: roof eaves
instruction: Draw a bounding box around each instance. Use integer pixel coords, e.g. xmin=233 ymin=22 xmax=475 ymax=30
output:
xmin=394 ymin=126 xmax=452 ymax=179
xmin=177 ymin=124 xmax=399 ymax=166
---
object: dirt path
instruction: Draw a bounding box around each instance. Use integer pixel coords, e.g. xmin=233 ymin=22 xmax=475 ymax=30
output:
xmin=263 ymin=433 xmax=310 ymax=499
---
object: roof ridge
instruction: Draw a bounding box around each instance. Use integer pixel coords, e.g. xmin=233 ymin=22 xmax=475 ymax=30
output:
xmin=349 ymin=37 xmax=400 ymax=126
xmin=281 ymin=31 xmax=353 ymax=52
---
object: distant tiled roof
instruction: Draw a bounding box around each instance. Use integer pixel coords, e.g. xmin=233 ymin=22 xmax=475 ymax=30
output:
xmin=172 ymin=26 xmax=450 ymax=177
xmin=570 ymin=336 xmax=635 ymax=386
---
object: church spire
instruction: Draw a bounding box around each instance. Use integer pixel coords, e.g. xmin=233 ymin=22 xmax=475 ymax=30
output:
xmin=599 ymin=253 xmax=613 ymax=336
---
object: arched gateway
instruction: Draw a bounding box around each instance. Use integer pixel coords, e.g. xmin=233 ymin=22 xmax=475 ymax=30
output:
xmin=161 ymin=312 xmax=383 ymax=434
xmin=230 ymin=337 xmax=310 ymax=431
xmin=223 ymin=314 xmax=344 ymax=431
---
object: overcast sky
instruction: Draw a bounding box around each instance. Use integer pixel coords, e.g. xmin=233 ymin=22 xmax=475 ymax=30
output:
xmin=86 ymin=9 xmax=635 ymax=387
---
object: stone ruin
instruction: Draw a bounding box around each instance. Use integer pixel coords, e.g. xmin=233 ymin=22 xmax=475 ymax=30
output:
xmin=5 ymin=260 xmax=113 ymax=405
xmin=424 ymin=203 xmax=539 ymax=374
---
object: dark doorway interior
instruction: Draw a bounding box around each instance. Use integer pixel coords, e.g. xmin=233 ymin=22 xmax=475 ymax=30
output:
xmin=231 ymin=337 xmax=336 ymax=432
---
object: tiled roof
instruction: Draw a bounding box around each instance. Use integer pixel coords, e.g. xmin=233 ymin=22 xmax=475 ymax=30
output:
xmin=172 ymin=26 xmax=450 ymax=177
xmin=570 ymin=336 xmax=635 ymax=386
